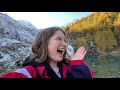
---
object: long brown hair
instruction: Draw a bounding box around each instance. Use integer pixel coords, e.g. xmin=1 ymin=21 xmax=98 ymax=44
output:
xmin=30 ymin=27 xmax=68 ymax=63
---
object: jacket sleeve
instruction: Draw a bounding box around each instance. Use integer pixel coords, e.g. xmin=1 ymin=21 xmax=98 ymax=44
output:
xmin=0 ymin=65 xmax=38 ymax=78
xmin=0 ymin=71 xmax=28 ymax=78
xmin=67 ymin=60 xmax=94 ymax=78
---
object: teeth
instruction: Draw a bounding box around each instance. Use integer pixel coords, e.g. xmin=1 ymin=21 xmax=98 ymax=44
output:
xmin=58 ymin=48 xmax=65 ymax=51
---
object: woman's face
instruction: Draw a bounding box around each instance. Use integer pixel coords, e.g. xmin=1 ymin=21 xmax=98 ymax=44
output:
xmin=48 ymin=30 xmax=67 ymax=62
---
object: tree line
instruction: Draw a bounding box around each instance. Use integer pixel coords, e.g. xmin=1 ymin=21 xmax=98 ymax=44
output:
xmin=64 ymin=12 xmax=120 ymax=53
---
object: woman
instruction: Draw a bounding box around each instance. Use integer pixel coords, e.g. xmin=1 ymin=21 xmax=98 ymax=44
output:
xmin=0 ymin=27 xmax=94 ymax=78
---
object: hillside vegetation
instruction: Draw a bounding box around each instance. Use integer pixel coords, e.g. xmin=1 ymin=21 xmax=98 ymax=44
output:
xmin=64 ymin=12 xmax=120 ymax=54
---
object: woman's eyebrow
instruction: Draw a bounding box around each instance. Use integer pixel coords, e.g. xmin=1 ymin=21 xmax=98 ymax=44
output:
xmin=56 ymin=36 xmax=66 ymax=38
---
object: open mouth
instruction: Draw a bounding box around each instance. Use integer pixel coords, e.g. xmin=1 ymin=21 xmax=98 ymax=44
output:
xmin=57 ymin=48 xmax=65 ymax=57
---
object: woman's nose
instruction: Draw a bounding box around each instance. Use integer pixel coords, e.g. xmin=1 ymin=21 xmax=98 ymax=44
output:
xmin=62 ymin=41 xmax=67 ymax=46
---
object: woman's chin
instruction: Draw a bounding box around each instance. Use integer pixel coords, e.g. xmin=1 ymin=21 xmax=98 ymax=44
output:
xmin=56 ymin=57 xmax=63 ymax=62
xmin=51 ymin=56 xmax=63 ymax=62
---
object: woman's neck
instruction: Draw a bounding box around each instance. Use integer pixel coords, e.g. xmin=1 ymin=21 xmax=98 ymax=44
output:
xmin=49 ymin=61 xmax=58 ymax=68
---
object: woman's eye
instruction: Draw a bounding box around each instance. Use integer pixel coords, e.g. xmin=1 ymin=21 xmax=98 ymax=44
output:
xmin=65 ymin=39 xmax=67 ymax=43
xmin=57 ymin=37 xmax=62 ymax=41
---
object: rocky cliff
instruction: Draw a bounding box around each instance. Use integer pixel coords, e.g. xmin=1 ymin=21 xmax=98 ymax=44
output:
xmin=0 ymin=13 xmax=39 ymax=70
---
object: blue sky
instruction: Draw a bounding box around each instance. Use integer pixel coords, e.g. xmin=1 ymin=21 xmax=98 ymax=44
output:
xmin=2 ymin=12 xmax=93 ymax=29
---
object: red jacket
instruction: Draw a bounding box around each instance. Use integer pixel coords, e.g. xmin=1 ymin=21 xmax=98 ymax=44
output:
xmin=0 ymin=60 xmax=94 ymax=78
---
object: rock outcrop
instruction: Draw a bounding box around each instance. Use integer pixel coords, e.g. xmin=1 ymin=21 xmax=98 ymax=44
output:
xmin=0 ymin=13 xmax=39 ymax=69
